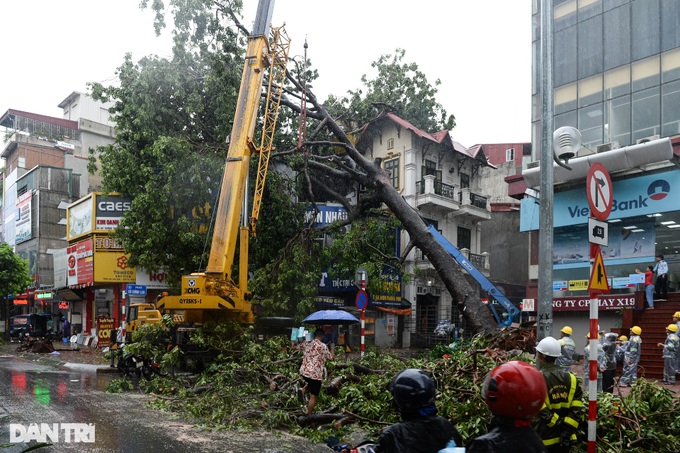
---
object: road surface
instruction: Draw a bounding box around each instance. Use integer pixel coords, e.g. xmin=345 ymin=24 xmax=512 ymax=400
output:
xmin=0 ymin=354 xmax=328 ymax=452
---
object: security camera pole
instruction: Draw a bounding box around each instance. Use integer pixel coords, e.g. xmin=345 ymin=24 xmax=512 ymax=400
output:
xmin=537 ymin=0 xmax=555 ymax=341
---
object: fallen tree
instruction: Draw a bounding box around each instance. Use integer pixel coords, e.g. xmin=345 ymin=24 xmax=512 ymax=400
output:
xmin=109 ymin=324 xmax=680 ymax=451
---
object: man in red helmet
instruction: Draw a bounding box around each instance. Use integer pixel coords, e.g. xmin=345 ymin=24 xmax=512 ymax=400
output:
xmin=467 ymin=361 xmax=547 ymax=452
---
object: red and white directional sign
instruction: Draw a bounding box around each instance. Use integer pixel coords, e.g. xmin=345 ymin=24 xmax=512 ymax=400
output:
xmin=586 ymin=162 xmax=613 ymax=221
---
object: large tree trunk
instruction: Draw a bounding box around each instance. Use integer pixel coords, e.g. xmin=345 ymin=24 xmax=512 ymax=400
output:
xmin=283 ymin=79 xmax=498 ymax=335
xmin=374 ymin=172 xmax=496 ymax=335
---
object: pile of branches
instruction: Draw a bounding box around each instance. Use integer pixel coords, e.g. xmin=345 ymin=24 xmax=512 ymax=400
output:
xmin=114 ymin=323 xmax=679 ymax=450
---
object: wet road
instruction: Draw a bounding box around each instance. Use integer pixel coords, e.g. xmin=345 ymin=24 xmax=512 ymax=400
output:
xmin=0 ymin=355 xmax=328 ymax=453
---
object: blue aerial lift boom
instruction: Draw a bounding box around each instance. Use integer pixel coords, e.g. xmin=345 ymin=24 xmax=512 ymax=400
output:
xmin=427 ymin=225 xmax=520 ymax=328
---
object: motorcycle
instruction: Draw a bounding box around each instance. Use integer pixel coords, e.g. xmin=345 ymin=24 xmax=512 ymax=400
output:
xmin=115 ymin=345 xmax=165 ymax=380
xmin=326 ymin=438 xmax=375 ymax=453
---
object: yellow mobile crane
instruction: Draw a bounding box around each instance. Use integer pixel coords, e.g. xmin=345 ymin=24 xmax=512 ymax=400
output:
xmin=156 ymin=0 xmax=290 ymax=327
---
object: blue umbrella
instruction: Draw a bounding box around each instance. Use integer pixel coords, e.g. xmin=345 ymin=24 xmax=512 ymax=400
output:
xmin=302 ymin=310 xmax=360 ymax=325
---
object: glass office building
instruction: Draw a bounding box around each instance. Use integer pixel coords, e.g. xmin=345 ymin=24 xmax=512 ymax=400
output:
xmin=532 ymin=0 xmax=680 ymax=152
xmin=527 ymin=0 xmax=680 ymax=292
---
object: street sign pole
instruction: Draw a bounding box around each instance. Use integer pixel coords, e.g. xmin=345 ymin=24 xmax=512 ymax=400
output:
xmin=355 ymin=268 xmax=367 ymax=358
xmin=588 ymin=245 xmax=599 ymax=453
xmin=585 ymin=162 xmax=613 ymax=453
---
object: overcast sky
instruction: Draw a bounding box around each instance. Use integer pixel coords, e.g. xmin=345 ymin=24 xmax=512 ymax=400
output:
xmin=0 ymin=0 xmax=531 ymax=146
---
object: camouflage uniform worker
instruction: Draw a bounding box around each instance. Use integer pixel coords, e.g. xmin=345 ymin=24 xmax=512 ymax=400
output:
xmin=583 ymin=333 xmax=604 ymax=392
xmin=556 ymin=326 xmax=576 ymax=372
xmin=658 ymin=324 xmax=679 ymax=385
xmin=601 ymin=333 xmax=618 ymax=393
xmin=534 ymin=337 xmax=583 ymax=453
xmin=620 ymin=327 xmax=642 ymax=387
xmin=673 ymin=312 xmax=680 ymax=374
xmin=615 ymin=335 xmax=628 ymax=365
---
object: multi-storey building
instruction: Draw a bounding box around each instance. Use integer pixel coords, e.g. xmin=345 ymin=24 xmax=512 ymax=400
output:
xmin=0 ymin=92 xmax=115 ymax=324
xmin=356 ymin=113 xmax=494 ymax=347
xmin=507 ymin=1 xmax=680 ymax=350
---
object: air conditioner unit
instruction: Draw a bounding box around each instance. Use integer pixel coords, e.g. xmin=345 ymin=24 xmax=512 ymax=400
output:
xmin=526 ymin=161 xmax=540 ymax=169
xmin=635 ymin=135 xmax=660 ymax=145
xmin=595 ymin=141 xmax=620 ymax=153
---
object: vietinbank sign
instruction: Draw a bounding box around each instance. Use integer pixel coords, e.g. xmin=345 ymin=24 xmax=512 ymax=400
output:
xmin=521 ymin=169 xmax=679 ymax=230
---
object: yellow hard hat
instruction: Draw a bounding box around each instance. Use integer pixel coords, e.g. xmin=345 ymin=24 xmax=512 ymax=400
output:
xmin=667 ymin=324 xmax=679 ymax=333
xmin=619 ymin=335 xmax=628 ymax=342
xmin=561 ymin=326 xmax=573 ymax=335
xmin=673 ymin=312 xmax=680 ymax=319
xmin=630 ymin=326 xmax=642 ymax=335
xmin=586 ymin=333 xmax=601 ymax=339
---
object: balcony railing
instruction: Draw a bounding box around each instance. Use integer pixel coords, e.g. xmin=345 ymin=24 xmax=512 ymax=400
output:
xmin=458 ymin=189 xmax=489 ymax=210
xmin=416 ymin=179 xmax=457 ymax=199
xmin=470 ymin=192 xmax=488 ymax=209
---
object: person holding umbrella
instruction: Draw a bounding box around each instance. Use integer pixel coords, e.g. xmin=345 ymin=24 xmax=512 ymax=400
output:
xmin=292 ymin=328 xmax=334 ymax=414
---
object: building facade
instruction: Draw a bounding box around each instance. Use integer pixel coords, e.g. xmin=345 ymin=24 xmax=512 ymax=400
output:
xmin=357 ymin=113 xmax=494 ymax=347
xmin=513 ymin=0 xmax=680 ymax=341
xmin=0 ymin=93 xmax=115 ymax=327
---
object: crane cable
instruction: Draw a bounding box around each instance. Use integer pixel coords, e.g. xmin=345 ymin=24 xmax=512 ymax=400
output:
xmin=297 ymin=36 xmax=308 ymax=151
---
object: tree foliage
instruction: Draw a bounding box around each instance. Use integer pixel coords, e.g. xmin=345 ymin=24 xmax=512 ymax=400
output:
xmin=90 ymin=0 xmax=496 ymax=332
xmin=0 ymin=243 xmax=33 ymax=298
xmin=325 ymin=48 xmax=456 ymax=132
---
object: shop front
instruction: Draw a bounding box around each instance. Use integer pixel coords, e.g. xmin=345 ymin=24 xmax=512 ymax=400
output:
xmin=522 ymin=167 xmax=680 ymax=299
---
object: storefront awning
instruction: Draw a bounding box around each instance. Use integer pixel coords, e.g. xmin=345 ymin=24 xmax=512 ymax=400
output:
xmin=57 ymin=288 xmax=83 ymax=301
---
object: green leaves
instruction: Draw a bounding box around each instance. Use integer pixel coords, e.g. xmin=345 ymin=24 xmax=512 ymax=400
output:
xmin=326 ymin=48 xmax=456 ymax=132
xmin=0 ymin=243 xmax=34 ymax=298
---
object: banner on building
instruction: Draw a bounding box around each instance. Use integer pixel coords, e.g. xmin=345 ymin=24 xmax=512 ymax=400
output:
xmin=67 ymin=239 xmax=94 ymax=288
xmin=94 ymin=252 xmax=136 ymax=283
xmin=135 ymin=268 xmax=170 ymax=290
xmin=67 ymin=196 xmax=94 ymax=240
xmin=95 ymin=194 xmax=132 ymax=231
xmin=548 ymin=295 xmax=636 ymax=311
xmin=52 ymin=248 xmax=68 ymax=289
xmin=304 ymin=204 xmax=348 ymax=228
xmin=15 ymin=191 xmax=32 ymax=244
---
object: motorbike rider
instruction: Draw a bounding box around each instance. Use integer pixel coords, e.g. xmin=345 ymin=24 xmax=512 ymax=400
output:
xmin=556 ymin=326 xmax=575 ymax=372
xmin=533 ymin=337 xmax=583 ymax=452
xmin=373 ymin=368 xmax=463 ymax=453
xmin=467 ymin=361 xmax=547 ymax=452
xmin=620 ymin=327 xmax=642 ymax=387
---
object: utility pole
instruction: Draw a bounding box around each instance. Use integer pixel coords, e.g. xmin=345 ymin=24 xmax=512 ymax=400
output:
xmin=537 ymin=0 xmax=554 ymax=341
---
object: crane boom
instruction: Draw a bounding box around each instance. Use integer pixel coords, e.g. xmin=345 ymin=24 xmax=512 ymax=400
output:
xmin=158 ymin=0 xmax=283 ymax=324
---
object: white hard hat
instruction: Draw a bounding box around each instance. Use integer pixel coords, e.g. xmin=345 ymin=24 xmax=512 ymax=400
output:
xmin=536 ymin=337 xmax=562 ymax=358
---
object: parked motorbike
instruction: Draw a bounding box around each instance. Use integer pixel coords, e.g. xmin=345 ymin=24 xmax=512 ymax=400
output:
xmin=115 ymin=345 xmax=164 ymax=380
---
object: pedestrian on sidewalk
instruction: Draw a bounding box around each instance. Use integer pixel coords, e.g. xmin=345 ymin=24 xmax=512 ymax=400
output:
xmin=653 ymin=254 xmax=668 ymax=300
xmin=620 ymin=327 xmax=642 ymax=387
xmin=583 ymin=333 xmax=604 ymax=392
xmin=601 ymin=332 xmax=618 ymax=393
xmin=291 ymin=328 xmax=333 ymax=415
xmin=635 ymin=266 xmax=655 ymax=309
xmin=61 ymin=316 xmax=71 ymax=344
xmin=556 ymin=326 xmax=575 ymax=372
xmin=467 ymin=361 xmax=547 ymax=453
xmin=658 ymin=324 xmax=678 ymax=385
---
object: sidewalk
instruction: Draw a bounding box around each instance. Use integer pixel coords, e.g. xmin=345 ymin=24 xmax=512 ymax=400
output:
xmin=0 ymin=341 xmax=115 ymax=372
